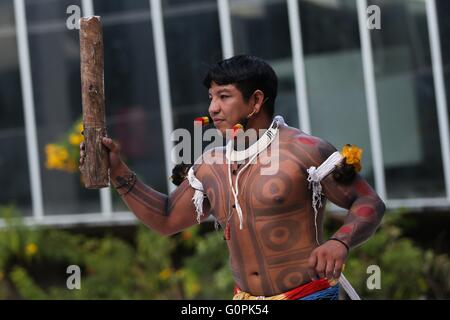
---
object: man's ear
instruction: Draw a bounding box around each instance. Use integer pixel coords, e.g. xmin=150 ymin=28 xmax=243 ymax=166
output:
xmin=250 ymin=90 xmax=265 ymax=115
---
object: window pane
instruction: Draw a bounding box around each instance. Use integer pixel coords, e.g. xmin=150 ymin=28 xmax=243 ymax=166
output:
xmin=26 ymin=0 xmax=100 ymax=215
xmin=370 ymin=0 xmax=445 ymax=199
xmin=163 ymin=0 xmax=223 ymax=163
xmin=92 ymin=0 xmax=148 ymax=14
xmin=94 ymin=0 xmax=166 ymax=211
xmin=230 ymin=0 xmax=299 ymax=127
xmin=299 ymin=0 xmax=375 ymax=187
xmin=0 ymin=0 xmax=32 ymax=215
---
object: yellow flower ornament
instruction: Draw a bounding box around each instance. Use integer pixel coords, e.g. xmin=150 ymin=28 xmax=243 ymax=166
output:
xmin=340 ymin=144 xmax=363 ymax=172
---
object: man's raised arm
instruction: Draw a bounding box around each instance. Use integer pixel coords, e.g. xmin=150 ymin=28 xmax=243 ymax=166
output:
xmin=80 ymin=138 xmax=210 ymax=236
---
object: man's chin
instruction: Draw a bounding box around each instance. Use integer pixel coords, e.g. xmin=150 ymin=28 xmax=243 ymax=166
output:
xmin=214 ymin=127 xmax=234 ymax=140
xmin=212 ymin=122 xmax=224 ymax=133
xmin=212 ymin=123 xmax=238 ymax=139
xmin=215 ymin=127 xmax=226 ymax=137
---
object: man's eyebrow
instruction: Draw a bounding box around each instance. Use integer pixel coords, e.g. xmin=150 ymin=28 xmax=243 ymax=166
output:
xmin=209 ymin=88 xmax=232 ymax=95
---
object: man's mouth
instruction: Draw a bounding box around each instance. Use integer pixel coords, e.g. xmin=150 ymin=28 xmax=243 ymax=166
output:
xmin=213 ymin=118 xmax=224 ymax=124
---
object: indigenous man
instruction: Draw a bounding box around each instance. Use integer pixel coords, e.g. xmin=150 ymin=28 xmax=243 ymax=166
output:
xmin=79 ymin=55 xmax=385 ymax=300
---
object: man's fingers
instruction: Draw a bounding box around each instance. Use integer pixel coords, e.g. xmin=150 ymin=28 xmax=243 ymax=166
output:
xmin=315 ymin=255 xmax=326 ymax=279
xmin=308 ymin=253 xmax=319 ymax=280
xmin=79 ymin=142 xmax=85 ymax=167
xmin=325 ymin=259 xmax=335 ymax=280
xmin=334 ymin=260 xmax=344 ymax=280
xmin=79 ymin=153 xmax=84 ymax=169
xmin=102 ymin=137 xmax=118 ymax=152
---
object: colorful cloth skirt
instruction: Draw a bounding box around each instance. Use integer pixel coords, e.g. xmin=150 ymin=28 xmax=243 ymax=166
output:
xmin=233 ymin=278 xmax=339 ymax=300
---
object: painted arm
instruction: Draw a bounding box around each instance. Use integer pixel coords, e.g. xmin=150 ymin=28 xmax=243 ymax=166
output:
xmin=292 ymin=135 xmax=385 ymax=280
xmin=316 ymin=140 xmax=386 ymax=249
xmin=110 ymin=162 xmax=210 ymax=236
xmin=81 ymin=138 xmax=210 ymax=236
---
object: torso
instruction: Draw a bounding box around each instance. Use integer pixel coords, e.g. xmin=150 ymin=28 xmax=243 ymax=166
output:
xmin=198 ymin=125 xmax=327 ymax=296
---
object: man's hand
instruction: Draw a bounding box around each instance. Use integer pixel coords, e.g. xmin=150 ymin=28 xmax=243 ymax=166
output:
xmin=308 ymin=240 xmax=349 ymax=281
xmin=79 ymin=137 xmax=124 ymax=175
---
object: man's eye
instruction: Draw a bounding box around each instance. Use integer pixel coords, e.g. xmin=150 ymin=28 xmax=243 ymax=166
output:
xmin=220 ymin=95 xmax=229 ymax=99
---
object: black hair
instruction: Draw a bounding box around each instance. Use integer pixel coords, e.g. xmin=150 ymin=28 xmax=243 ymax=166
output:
xmin=170 ymin=162 xmax=190 ymax=186
xmin=203 ymin=55 xmax=278 ymax=118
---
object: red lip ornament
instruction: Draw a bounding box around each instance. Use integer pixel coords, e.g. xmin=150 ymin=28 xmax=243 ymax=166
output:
xmin=194 ymin=116 xmax=210 ymax=126
xmin=232 ymin=123 xmax=244 ymax=138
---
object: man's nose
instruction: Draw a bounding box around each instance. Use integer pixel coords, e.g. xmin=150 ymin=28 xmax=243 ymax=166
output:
xmin=208 ymin=99 xmax=220 ymax=114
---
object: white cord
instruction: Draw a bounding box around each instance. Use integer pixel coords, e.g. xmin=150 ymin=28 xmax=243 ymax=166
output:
xmin=339 ymin=273 xmax=361 ymax=300
xmin=307 ymin=151 xmax=344 ymax=245
xmin=227 ymin=152 xmax=259 ymax=229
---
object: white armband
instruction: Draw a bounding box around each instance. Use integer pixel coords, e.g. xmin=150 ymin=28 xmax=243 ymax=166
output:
xmin=187 ymin=167 xmax=207 ymax=224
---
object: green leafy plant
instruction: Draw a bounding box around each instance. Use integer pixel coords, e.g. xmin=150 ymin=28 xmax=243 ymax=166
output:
xmin=0 ymin=205 xmax=233 ymax=299
xmin=0 ymin=205 xmax=448 ymax=299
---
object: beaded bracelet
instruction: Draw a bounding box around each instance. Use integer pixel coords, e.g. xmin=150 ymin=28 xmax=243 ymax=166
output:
xmin=120 ymin=176 xmax=137 ymax=196
xmin=114 ymin=171 xmax=137 ymax=196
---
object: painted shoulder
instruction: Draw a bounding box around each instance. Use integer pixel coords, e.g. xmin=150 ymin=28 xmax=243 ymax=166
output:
xmin=280 ymin=125 xmax=338 ymax=168
xmin=280 ymin=125 xmax=333 ymax=149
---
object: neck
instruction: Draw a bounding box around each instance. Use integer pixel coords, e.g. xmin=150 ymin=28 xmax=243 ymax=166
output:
xmin=233 ymin=113 xmax=273 ymax=151
xmin=245 ymin=112 xmax=272 ymax=134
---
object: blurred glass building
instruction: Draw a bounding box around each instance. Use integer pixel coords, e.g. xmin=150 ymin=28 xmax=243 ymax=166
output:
xmin=0 ymin=0 xmax=449 ymax=226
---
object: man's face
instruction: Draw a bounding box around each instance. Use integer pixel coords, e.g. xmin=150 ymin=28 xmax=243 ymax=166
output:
xmin=208 ymin=82 xmax=253 ymax=135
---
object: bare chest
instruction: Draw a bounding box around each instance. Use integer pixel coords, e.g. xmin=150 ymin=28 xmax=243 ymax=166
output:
xmin=201 ymin=154 xmax=310 ymax=226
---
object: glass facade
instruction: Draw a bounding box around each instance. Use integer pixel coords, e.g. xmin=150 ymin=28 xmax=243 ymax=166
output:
xmin=163 ymin=0 xmax=223 ymax=163
xmin=230 ymin=0 xmax=299 ymax=128
xmin=93 ymin=0 xmax=166 ymax=212
xmin=25 ymin=0 xmax=99 ymax=215
xmin=1 ymin=0 xmax=449 ymax=223
xmin=369 ymin=0 xmax=445 ymax=199
xmin=299 ymin=0 xmax=374 ymax=188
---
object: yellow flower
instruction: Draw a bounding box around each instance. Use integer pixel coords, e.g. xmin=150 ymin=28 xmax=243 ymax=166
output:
xmin=46 ymin=153 xmax=63 ymax=170
xmin=45 ymin=120 xmax=85 ymax=174
xmin=45 ymin=144 xmax=72 ymax=171
xmin=45 ymin=144 xmax=58 ymax=153
xmin=69 ymin=133 xmax=84 ymax=146
xmin=25 ymin=243 xmax=38 ymax=256
xmin=340 ymin=144 xmax=363 ymax=172
xmin=47 ymin=144 xmax=67 ymax=159
xmin=57 ymin=148 xmax=69 ymax=161
xmin=76 ymin=121 xmax=84 ymax=134
xmin=159 ymin=268 xmax=173 ymax=281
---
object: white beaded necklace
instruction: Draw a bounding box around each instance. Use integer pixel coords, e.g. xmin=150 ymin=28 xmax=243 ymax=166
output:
xmin=225 ymin=115 xmax=285 ymax=230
